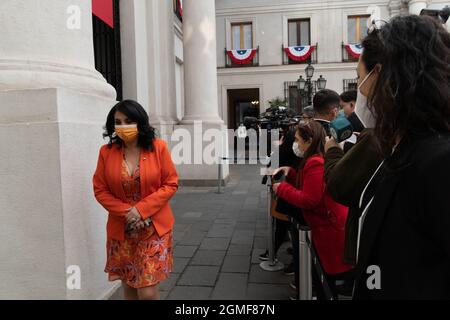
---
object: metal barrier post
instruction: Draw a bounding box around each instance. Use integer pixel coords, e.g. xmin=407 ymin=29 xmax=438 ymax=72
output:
xmin=298 ymin=225 xmax=312 ymax=300
xmin=260 ymin=182 xmax=284 ymax=272
xmin=216 ymin=157 xmax=224 ymax=194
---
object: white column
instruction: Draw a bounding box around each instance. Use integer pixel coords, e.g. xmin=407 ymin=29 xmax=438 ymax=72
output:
xmin=146 ymin=0 xmax=179 ymax=137
xmin=181 ymin=0 xmax=223 ymax=124
xmin=408 ymin=0 xmax=428 ymax=15
xmin=174 ymin=0 xmax=229 ymax=185
xmin=388 ymin=0 xmax=402 ymax=17
xmin=120 ymin=0 xmax=179 ymax=139
xmin=0 ymin=0 xmax=115 ymax=99
xmin=0 ymin=0 xmax=117 ymax=299
xmin=120 ymin=0 xmax=151 ymax=109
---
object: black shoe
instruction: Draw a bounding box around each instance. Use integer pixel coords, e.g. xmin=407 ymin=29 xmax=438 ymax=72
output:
xmin=259 ymin=250 xmax=269 ymax=261
xmin=286 ymin=247 xmax=293 ymax=255
xmin=283 ymin=262 xmax=295 ymax=275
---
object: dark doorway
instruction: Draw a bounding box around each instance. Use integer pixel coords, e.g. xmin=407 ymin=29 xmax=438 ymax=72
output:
xmin=93 ymin=0 xmax=123 ymax=101
xmin=227 ymin=88 xmax=260 ymax=161
xmin=227 ymin=88 xmax=260 ymax=130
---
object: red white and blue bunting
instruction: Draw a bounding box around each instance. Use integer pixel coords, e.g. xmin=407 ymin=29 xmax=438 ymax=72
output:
xmin=284 ymin=45 xmax=315 ymax=62
xmin=227 ymin=49 xmax=257 ymax=65
xmin=345 ymin=43 xmax=363 ymax=59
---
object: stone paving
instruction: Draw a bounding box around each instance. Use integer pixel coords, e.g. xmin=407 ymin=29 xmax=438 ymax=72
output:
xmin=111 ymin=164 xmax=294 ymax=300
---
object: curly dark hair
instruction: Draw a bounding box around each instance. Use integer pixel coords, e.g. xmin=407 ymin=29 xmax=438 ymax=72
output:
xmin=361 ymin=15 xmax=450 ymax=156
xmin=103 ymin=100 xmax=157 ymax=151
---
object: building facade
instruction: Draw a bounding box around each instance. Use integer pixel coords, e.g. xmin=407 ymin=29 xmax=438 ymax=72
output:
xmin=0 ymin=0 xmax=448 ymax=300
xmin=216 ymin=0 xmax=450 ymax=130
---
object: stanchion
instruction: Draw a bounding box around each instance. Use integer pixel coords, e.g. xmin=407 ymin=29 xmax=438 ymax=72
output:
xmin=260 ymin=182 xmax=284 ymax=272
xmin=298 ymin=224 xmax=312 ymax=300
xmin=216 ymin=158 xmax=223 ymax=194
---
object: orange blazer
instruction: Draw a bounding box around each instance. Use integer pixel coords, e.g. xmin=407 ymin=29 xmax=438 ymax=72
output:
xmin=93 ymin=139 xmax=178 ymax=241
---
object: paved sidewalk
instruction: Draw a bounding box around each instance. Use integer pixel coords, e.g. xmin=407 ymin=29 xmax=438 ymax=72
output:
xmin=111 ymin=164 xmax=294 ymax=300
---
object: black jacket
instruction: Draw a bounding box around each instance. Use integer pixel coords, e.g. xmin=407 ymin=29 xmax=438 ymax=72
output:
xmin=315 ymin=119 xmax=331 ymax=136
xmin=354 ymin=132 xmax=450 ymax=300
xmin=324 ymin=129 xmax=383 ymax=265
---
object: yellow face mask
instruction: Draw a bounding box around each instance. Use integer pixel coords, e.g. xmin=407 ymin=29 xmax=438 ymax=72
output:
xmin=115 ymin=124 xmax=139 ymax=143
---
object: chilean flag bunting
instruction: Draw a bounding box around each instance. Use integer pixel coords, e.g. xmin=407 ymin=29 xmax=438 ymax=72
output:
xmin=345 ymin=43 xmax=363 ymax=59
xmin=284 ymin=45 xmax=315 ymax=62
xmin=227 ymin=49 xmax=257 ymax=65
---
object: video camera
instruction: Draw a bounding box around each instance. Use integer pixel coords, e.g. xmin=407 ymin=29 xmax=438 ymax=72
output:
xmin=420 ymin=6 xmax=450 ymax=24
xmin=244 ymin=106 xmax=301 ymax=131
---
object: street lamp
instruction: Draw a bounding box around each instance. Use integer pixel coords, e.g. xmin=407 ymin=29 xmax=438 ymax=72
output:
xmin=297 ymin=64 xmax=326 ymax=108
xmin=317 ymin=75 xmax=327 ymax=90
xmin=297 ymin=75 xmax=306 ymax=91
xmin=305 ymin=64 xmax=315 ymax=79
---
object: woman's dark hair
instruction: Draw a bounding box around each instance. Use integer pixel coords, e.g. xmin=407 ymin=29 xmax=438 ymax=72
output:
xmin=340 ymin=90 xmax=357 ymax=103
xmin=361 ymin=15 xmax=450 ymax=156
xmin=103 ymin=100 xmax=157 ymax=151
xmin=279 ymin=128 xmax=301 ymax=168
xmin=296 ymin=120 xmax=326 ymax=167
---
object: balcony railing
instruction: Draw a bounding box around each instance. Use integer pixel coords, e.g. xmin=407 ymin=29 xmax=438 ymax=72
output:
xmin=343 ymin=78 xmax=358 ymax=92
xmin=282 ymin=43 xmax=318 ymax=65
xmin=225 ymin=46 xmax=259 ymax=68
xmin=342 ymin=42 xmax=359 ymax=63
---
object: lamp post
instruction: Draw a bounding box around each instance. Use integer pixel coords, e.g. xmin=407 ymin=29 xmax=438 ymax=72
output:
xmin=297 ymin=64 xmax=327 ymax=109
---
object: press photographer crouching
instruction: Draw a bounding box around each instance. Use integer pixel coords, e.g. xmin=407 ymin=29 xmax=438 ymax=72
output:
xmin=272 ymin=121 xmax=354 ymax=300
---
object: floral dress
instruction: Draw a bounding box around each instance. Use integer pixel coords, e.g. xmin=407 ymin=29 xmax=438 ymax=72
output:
xmin=104 ymin=158 xmax=173 ymax=288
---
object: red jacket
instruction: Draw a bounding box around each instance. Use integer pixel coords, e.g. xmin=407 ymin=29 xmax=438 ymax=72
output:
xmin=93 ymin=139 xmax=178 ymax=241
xmin=277 ymin=155 xmax=352 ymax=275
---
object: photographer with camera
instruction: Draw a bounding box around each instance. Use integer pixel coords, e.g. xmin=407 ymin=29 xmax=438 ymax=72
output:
xmin=272 ymin=121 xmax=353 ymax=300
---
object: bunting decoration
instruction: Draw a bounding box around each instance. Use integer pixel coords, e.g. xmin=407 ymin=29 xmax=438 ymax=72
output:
xmin=227 ymin=49 xmax=257 ymax=65
xmin=92 ymin=0 xmax=114 ymax=28
xmin=345 ymin=43 xmax=363 ymax=59
xmin=284 ymin=45 xmax=315 ymax=62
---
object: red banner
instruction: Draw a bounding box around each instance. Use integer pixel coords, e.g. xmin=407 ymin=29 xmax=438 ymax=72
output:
xmin=92 ymin=0 xmax=114 ymax=28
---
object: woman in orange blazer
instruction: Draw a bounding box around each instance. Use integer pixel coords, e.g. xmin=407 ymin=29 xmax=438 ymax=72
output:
xmin=93 ymin=100 xmax=178 ymax=300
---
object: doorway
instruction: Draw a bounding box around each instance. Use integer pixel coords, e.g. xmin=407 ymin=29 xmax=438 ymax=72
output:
xmin=227 ymin=88 xmax=260 ymax=130
xmin=227 ymin=88 xmax=260 ymax=161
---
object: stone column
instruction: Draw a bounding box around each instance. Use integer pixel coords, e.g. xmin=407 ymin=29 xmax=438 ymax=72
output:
xmin=174 ymin=0 xmax=229 ymax=185
xmin=388 ymin=0 xmax=402 ymax=17
xmin=0 ymin=0 xmax=115 ymax=99
xmin=408 ymin=0 xmax=428 ymax=15
xmin=181 ymin=0 xmax=223 ymax=125
xmin=0 ymin=0 xmax=117 ymax=299
xmin=146 ymin=0 xmax=179 ymax=138
xmin=120 ymin=0 xmax=179 ymax=139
